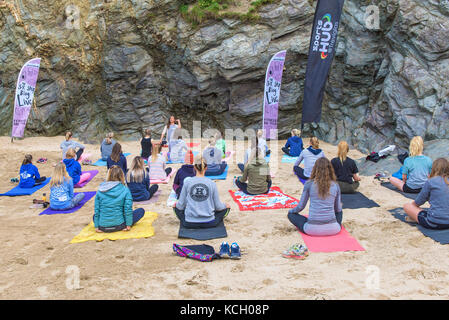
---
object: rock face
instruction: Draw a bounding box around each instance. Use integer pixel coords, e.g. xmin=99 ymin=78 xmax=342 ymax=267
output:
xmin=0 ymin=0 xmax=448 ymax=151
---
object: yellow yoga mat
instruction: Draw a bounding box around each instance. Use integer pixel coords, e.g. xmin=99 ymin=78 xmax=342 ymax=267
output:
xmin=70 ymin=212 xmax=158 ymax=243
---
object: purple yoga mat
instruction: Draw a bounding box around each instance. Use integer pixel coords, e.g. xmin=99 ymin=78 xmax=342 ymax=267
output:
xmin=39 ymin=191 xmax=96 ymax=215
xmin=74 ymin=170 xmax=99 ymax=188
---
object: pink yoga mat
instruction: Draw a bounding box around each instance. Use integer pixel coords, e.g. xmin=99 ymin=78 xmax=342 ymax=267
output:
xmin=298 ymin=226 xmax=365 ymax=253
xmin=74 ymin=170 xmax=99 ymax=188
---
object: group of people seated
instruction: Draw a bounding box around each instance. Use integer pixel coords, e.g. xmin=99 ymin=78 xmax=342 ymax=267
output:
xmin=17 ymin=118 xmax=449 ymax=237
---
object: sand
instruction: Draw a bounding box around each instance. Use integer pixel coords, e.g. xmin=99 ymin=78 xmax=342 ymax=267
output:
xmin=0 ymin=136 xmax=448 ymax=300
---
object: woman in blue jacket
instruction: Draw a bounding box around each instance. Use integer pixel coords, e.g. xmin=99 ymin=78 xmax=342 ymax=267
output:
xmin=94 ymin=166 xmax=145 ymax=233
xmin=126 ymin=156 xmax=159 ymax=202
xmin=63 ymin=148 xmax=90 ymax=186
xmin=282 ymin=129 xmax=303 ymax=157
xmin=49 ymin=163 xmax=85 ymax=210
xmin=19 ymin=154 xmax=46 ymax=188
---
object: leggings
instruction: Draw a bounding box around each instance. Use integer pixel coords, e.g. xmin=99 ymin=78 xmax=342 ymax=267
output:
xmin=288 ymin=211 xmax=343 ymax=233
xmin=174 ymin=207 xmax=230 ymax=229
xmin=235 ymin=179 xmax=272 ymax=195
xmin=51 ymin=193 xmax=85 ymax=210
xmin=76 ymin=148 xmax=84 ymax=161
xmin=96 ymin=208 xmax=145 ymax=233
xmin=34 ymin=176 xmax=47 ymax=185
xmin=77 ymin=172 xmax=91 ymax=185
xmin=294 ymin=166 xmax=309 ymax=180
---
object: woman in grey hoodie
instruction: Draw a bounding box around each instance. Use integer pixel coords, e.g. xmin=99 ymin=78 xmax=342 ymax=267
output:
xmin=60 ymin=131 xmax=85 ymax=160
xmin=100 ymin=132 xmax=116 ymax=161
xmin=294 ymin=136 xmax=325 ymax=181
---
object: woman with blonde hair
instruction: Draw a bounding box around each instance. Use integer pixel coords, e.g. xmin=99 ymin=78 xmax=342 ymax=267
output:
xmin=126 ymin=156 xmax=159 ymax=201
xmin=19 ymin=154 xmax=46 ymax=188
xmin=331 ymin=141 xmax=361 ymax=194
xmin=60 ymin=131 xmax=85 ymax=160
xmin=293 ymin=136 xmax=325 ymax=181
xmin=149 ymin=142 xmax=172 ymax=180
xmin=389 ymin=136 xmax=432 ymax=193
xmin=106 ymin=142 xmax=127 ymax=174
xmin=94 ymin=166 xmax=145 ymax=233
xmin=174 ymin=156 xmax=230 ymax=228
xmin=287 ymin=157 xmax=343 ymax=236
xmin=282 ymin=129 xmax=303 ymax=157
xmin=403 ymin=158 xmax=449 ymax=229
xmin=100 ymin=132 xmax=116 ymax=161
xmin=49 ymin=163 xmax=85 ymax=210
xmin=63 ymin=148 xmax=90 ymax=186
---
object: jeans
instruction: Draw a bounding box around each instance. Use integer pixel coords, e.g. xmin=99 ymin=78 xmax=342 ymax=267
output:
xmin=174 ymin=207 xmax=230 ymax=229
xmin=235 ymin=179 xmax=272 ymax=195
xmin=96 ymin=208 xmax=145 ymax=232
xmin=288 ymin=211 xmax=343 ymax=233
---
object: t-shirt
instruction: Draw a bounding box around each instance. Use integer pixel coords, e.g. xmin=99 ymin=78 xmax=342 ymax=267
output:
xmin=140 ymin=137 xmax=152 ymax=159
xmin=415 ymin=176 xmax=449 ymax=226
xmin=149 ymin=154 xmax=167 ymax=180
xmin=175 ymin=176 xmax=226 ymax=223
xmin=402 ymin=155 xmax=432 ymax=189
xmin=331 ymin=157 xmax=358 ymax=184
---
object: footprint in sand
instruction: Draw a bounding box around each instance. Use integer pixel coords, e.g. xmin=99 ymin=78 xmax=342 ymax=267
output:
xmin=231 ymin=264 xmax=245 ymax=273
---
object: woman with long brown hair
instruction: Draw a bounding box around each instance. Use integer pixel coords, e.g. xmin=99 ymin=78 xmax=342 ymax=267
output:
xmin=287 ymin=157 xmax=343 ymax=236
xmin=19 ymin=154 xmax=46 ymax=188
xmin=331 ymin=141 xmax=361 ymax=194
xmin=403 ymin=158 xmax=449 ymax=229
xmin=126 ymin=156 xmax=159 ymax=202
xmin=106 ymin=142 xmax=127 ymax=174
xmin=159 ymin=115 xmax=181 ymax=147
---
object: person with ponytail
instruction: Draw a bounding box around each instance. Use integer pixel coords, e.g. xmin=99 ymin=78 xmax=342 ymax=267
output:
xmin=203 ymin=136 xmax=227 ymax=176
xmin=173 ymin=150 xmax=196 ymax=199
xmin=94 ymin=166 xmax=145 ymax=233
xmin=174 ymin=155 xmax=230 ymax=228
xmin=282 ymin=129 xmax=303 ymax=157
xmin=100 ymin=132 xmax=116 ymax=161
xmin=293 ymin=136 xmax=325 ymax=181
xmin=389 ymin=136 xmax=432 ymax=193
xmin=237 ymin=135 xmax=265 ymax=173
xmin=19 ymin=154 xmax=46 ymax=188
xmin=49 ymin=163 xmax=85 ymax=210
xmin=126 ymin=156 xmax=159 ymax=202
xmin=60 ymin=131 xmax=85 ymax=160
xmin=403 ymin=158 xmax=449 ymax=229
xmin=106 ymin=142 xmax=127 ymax=175
xmin=331 ymin=141 xmax=361 ymax=194
xmin=63 ymin=148 xmax=91 ymax=186
xmin=235 ymin=136 xmax=272 ymax=195
xmin=140 ymin=128 xmax=152 ymax=160
xmin=287 ymin=157 xmax=343 ymax=236
xmin=148 ymin=142 xmax=172 ymax=180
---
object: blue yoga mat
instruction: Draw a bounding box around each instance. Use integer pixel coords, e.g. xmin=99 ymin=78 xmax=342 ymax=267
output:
xmin=0 ymin=178 xmax=51 ymax=197
xmin=93 ymin=153 xmax=131 ymax=166
xmin=206 ymin=166 xmax=228 ymax=180
xmin=265 ymin=154 xmax=270 ymax=163
xmin=392 ymin=166 xmax=403 ymax=180
xmin=282 ymin=155 xmax=299 ymax=163
xmin=390 ymin=208 xmax=449 ymax=245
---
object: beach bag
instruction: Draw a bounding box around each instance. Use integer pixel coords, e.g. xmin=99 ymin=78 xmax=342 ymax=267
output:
xmin=398 ymin=152 xmax=409 ymax=164
xmin=366 ymin=152 xmax=381 ymax=163
xmin=172 ymin=243 xmax=220 ymax=262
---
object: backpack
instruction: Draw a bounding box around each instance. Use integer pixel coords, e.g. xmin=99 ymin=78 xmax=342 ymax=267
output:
xmin=398 ymin=152 xmax=409 ymax=164
xmin=172 ymin=243 xmax=220 ymax=262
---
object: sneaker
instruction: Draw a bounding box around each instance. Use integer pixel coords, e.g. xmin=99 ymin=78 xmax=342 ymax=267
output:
xmin=230 ymin=242 xmax=241 ymax=260
xmin=219 ymin=242 xmax=231 ymax=258
xmin=82 ymin=159 xmax=92 ymax=165
xmin=282 ymin=244 xmax=309 ymax=260
xmin=378 ymin=145 xmax=396 ymax=157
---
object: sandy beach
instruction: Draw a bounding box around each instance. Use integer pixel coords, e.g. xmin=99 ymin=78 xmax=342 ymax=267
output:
xmin=0 ymin=136 xmax=448 ymax=300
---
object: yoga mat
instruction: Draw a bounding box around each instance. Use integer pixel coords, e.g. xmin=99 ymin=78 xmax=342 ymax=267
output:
xmin=74 ymin=170 xmax=99 ymax=188
xmin=390 ymin=208 xmax=449 ymax=245
xmin=165 ymin=151 xmax=199 ymax=164
xmin=151 ymin=169 xmax=177 ymax=184
xmin=229 ymin=186 xmax=299 ymax=211
xmin=341 ymin=192 xmax=380 ymax=210
xmin=70 ymin=212 xmax=158 ymax=243
xmin=166 ymin=189 xmax=178 ymax=207
xmin=282 ymin=155 xmax=299 ymax=163
xmin=186 ymin=142 xmax=200 ymax=148
xmin=206 ymin=166 xmax=229 ymax=180
xmin=178 ymin=220 xmax=227 ymax=240
xmin=0 ymin=177 xmax=51 ymax=197
xmin=380 ymin=182 xmax=419 ymax=200
xmin=39 ymin=191 xmax=96 ymax=215
xmin=298 ymin=225 xmax=365 ymax=253
xmin=133 ymin=190 xmax=162 ymax=205
xmin=92 ymin=153 xmax=131 ymax=166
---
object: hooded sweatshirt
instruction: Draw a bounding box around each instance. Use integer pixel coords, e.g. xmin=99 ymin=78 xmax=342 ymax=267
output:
xmin=107 ymin=153 xmax=127 ymax=175
xmin=284 ymin=136 xmax=303 ymax=157
xmin=126 ymin=168 xmax=151 ymax=202
xmin=203 ymin=146 xmax=223 ymax=171
xmin=63 ymin=158 xmax=82 ymax=185
xmin=294 ymin=147 xmax=325 ymax=178
xmin=93 ymin=182 xmax=133 ymax=228
xmin=169 ymin=139 xmax=188 ymax=162
xmin=100 ymin=138 xmax=116 ymax=161
xmin=50 ymin=178 xmax=74 ymax=210
xmin=19 ymin=163 xmax=41 ymax=188
xmin=173 ymin=164 xmax=196 ymax=193
xmin=241 ymin=156 xmax=271 ymax=194
xmin=60 ymin=140 xmax=85 ymax=159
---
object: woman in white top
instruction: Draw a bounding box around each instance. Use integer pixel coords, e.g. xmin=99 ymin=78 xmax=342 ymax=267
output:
xmin=160 ymin=115 xmax=181 ymax=148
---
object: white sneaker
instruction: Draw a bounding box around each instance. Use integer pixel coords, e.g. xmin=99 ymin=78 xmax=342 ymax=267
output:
xmin=378 ymin=145 xmax=396 ymax=157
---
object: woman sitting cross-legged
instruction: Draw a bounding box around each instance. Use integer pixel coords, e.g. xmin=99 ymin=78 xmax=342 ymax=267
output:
xmin=173 ymin=150 xmax=196 ymax=199
xmin=49 ymin=163 xmax=85 ymax=210
xmin=287 ymin=157 xmax=343 ymax=236
xmin=19 ymin=154 xmax=46 ymax=188
xmin=235 ymin=137 xmax=272 ymax=195
xmin=148 ymin=143 xmax=172 ymax=180
xmin=293 ymin=136 xmax=325 ymax=181
xmin=403 ymin=158 xmax=449 ymax=229
xmin=94 ymin=166 xmax=145 ymax=233
xmin=126 ymin=156 xmax=159 ymax=202
xmin=174 ymin=156 xmax=230 ymax=229
xmin=107 ymin=142 xmax=127 ymax=175
xmin=331 ymin=141 xmax=361 ymax=194
xmin=203 ymin=137 xmax=227 ymax=176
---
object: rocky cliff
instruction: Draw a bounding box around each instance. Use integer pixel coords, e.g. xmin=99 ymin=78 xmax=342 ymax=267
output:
xmin=0 ymin=0 xmax=448 ymax=152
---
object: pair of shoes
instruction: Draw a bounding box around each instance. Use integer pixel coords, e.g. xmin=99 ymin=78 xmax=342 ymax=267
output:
xmin=10 ymin=178 xmax=19 ymax=183
xmin=37 ymin=158 xmax=47 ymax=164
xmin=219 ymin=242 xmax=241 ymax=259
xmin=282 ymin=243 xmax=309 ymax=260
xmin=82 ymin=159 xmax=92 ymax=165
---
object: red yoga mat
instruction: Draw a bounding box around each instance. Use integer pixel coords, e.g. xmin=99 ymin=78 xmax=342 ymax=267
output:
xmin=298 ymin=226 xmax=365 ymax=253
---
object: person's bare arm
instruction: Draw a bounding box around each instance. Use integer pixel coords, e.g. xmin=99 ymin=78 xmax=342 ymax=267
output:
xmin=353 ymin=173 xmax=361 ymax=182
